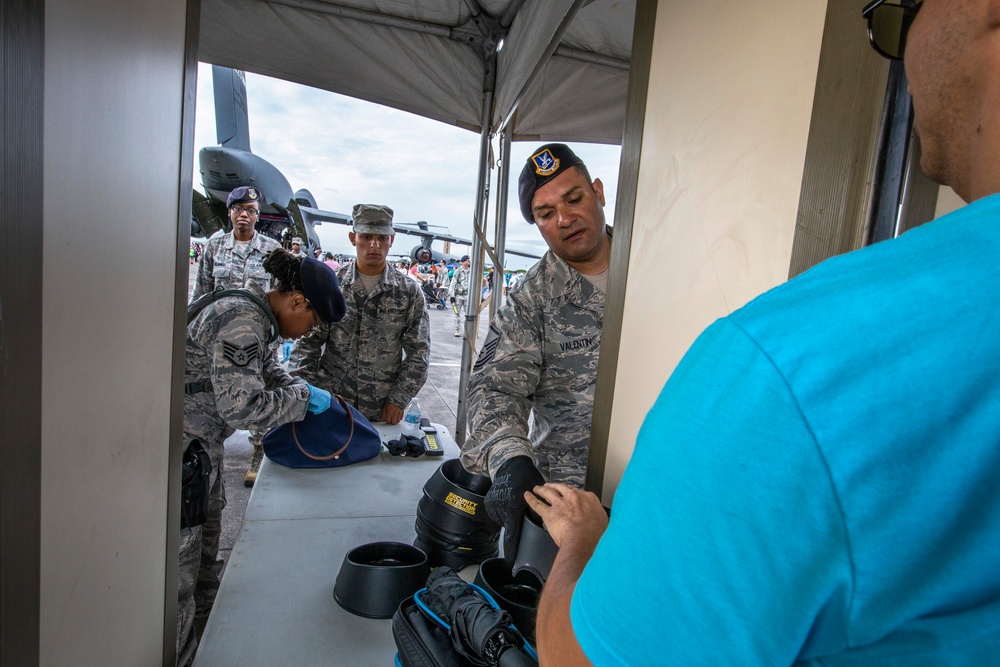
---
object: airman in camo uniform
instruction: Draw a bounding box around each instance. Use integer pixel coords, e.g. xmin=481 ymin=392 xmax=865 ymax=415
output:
xmin=177 ymin=251 xmax=345 ymax=666
xmin=190 ymin=186 xmax=282 ymax=300
xmin=462 ymin=144 xmax=612 ymax=563
xmin=289 ymin=204 xmax=430 ymax=425
xmin=190 ymin=186 xmax=284 ymax=487
xmin=463 ymin=251 xmax=608 ymax=485
xmin=448 ymin=255 xmax=472 ymax=336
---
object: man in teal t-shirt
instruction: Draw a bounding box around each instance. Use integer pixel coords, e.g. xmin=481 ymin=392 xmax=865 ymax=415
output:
xmin=526 ymin=1 xmax=1000 ymax=665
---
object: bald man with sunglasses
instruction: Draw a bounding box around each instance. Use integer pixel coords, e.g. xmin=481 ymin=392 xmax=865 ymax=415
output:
xmin=530 ymin=2 xmax=1000 ymax=664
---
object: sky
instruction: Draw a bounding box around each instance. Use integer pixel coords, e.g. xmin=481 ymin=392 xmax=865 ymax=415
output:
xmin=191 ymin=63 xmax=622 ymax=271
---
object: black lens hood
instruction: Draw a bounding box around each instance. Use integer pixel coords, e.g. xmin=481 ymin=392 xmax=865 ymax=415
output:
xmin=414 ymin=510 xmax=500 ymax=550
xmin=413 ymin=534 xmax=499 ymax=570
xmin=420 ymin=459 xmax=497 ymax=525
xmin=334 ymin=542 xmax=430 ymax=619
xmin=511 ymin=508 xmax=558 ymax=584
xmin=415 ymin=495 xmax=502 ymax=542
xmin=475 ymin=557 xmax=543 ymax=643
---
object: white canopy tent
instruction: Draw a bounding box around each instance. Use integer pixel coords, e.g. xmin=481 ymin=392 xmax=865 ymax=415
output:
xmin=199 ymin=0 xmax=634 ymax=142
xmin=198 ymin=0 xmax=637 ymax=440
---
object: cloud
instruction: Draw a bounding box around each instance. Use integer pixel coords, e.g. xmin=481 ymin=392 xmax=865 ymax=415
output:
xmin=192 ymin=63 xmax=621 ymax=270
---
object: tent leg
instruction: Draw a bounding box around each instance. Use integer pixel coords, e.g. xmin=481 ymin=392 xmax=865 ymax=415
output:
xmin=455 ymin=90 xmax=494 ymax=447
xmin=490 ymin=127 xmax=512 ymax=322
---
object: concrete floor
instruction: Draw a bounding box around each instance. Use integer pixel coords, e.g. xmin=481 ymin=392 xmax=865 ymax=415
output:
xmin=188 ymin=264 xmax=495 ymax=572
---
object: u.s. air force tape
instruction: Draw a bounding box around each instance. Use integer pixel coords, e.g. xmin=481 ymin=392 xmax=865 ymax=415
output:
xmin=222 ymin=341 xmax=259 ymax=367
xmin=473 ymin=324 xmax=502 ymax=372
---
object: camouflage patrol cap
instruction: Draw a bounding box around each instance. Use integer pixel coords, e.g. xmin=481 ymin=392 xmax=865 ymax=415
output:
xmin=352 ymin=204 xmax=395 ymax=235
xmin=227 ymin=186 xmax=262 ymax=207
xmin=299 ymin=257 xmax=347 ymax=324
xmin=518 ymin=144 xmax=586 ymax=223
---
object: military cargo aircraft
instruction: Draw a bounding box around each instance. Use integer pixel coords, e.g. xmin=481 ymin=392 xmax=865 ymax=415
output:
xmin=191 ymin=66 xmax=344 ymax=253
xmin=192 ymin=66 xmax=539 ymax=265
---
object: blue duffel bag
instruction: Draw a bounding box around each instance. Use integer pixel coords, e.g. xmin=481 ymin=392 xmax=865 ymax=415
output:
xmin=263 ymin=394 xmax=382 ymax=469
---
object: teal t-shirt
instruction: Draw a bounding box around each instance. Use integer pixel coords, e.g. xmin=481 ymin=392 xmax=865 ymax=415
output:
xmin=572 ymin=194 xmax=1000 ymax=665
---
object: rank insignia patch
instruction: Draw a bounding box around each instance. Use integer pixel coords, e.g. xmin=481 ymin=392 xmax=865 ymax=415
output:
xmin=473 ymin=324 xmax=502 ymax=372
xmin=531 ymin=148 xmax=560 ymax=176
xmin=223 ymin=341 xmax=259 ymax=367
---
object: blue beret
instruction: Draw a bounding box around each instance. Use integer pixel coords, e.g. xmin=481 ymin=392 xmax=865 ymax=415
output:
xmin=299 ymin=257 xmax=346 ymax=324
xmin=517 ymin=144 xmax=585 ymax=223
xmin=227 ymin=186 xmax=262 ymax=207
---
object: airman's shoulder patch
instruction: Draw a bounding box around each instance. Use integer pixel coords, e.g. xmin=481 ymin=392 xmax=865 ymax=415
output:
xmin=223 ymin=341 xmax=259 ymax=367
xmin=473 ymin=324 xmax=502 ymax=372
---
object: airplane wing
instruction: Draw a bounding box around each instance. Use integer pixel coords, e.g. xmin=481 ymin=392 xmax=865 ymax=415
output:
xmin=287 ymin=213 xmax=542 ymax=261
xmin=391 ymin=225 xmax=465 ymax=245
xmin=299 ymin=205 xmax=351 ymax=226
xmin=391 ymin=223 xmax=541 ymax=260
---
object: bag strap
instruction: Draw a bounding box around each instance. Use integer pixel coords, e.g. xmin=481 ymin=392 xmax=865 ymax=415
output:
xmin=188 ymin=287 xmax=280 ymax=345
xmin=290 ymin=394 xmax=356 ymax=461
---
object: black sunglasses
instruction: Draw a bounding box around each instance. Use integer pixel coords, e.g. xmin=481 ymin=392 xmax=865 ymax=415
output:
xmin=862 ymin=0 xmax=922 ymax=60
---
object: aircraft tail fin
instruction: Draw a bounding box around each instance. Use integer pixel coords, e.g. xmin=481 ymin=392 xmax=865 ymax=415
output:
xmin=212 ymin=66 xmax=251 ymax=151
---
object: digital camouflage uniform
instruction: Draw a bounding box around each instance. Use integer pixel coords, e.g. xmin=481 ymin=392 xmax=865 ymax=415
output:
xmin=190 ymin=230 xmax=281 ymax=300
xmin=190 ymin=229 xmax=283 ymax=469
xmin=462 ymin=233 xmax=610 ymax=487
xmin=448 ymin=264 xmax=473 ymax=335
xmin=289 ymin=260 xmax=430 ymax=421
xmin=177 ymin=280 xmax=310 ymax=666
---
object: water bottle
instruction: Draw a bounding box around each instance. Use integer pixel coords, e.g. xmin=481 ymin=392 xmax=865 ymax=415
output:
xmin=404 ymin=397 xmax=422 ymax=434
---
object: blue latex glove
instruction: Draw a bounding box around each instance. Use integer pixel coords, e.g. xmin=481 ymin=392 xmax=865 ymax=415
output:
xmin=306 ymin=385 xmax=332 ymax=414
xmin=281 ymin=341 xmax=293 ymax=363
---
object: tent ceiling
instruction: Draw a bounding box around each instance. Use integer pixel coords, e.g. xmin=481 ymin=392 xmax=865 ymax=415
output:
xmin=199 ymin=0 xmax=635 ymax=144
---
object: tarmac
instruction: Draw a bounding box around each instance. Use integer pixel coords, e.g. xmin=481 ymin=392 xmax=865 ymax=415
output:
xmin=187 ymin=262 xmax=492 ymax=572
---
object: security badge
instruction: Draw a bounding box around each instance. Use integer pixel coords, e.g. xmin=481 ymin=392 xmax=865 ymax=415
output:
xmin=531 ymin=148 xmax=560 ymax=176
xmin=223 ymin=341 xmax=260 ymax=367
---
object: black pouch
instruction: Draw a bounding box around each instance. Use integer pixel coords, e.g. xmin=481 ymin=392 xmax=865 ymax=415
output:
xmin=181 ymin=439 xmax=212 ymax=529
xmin=392 ymin=596 xmax=476 ymax=667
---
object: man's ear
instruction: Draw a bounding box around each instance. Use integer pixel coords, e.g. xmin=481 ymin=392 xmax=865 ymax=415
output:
xmin=592 ymin=178 xmax=606 ymax=207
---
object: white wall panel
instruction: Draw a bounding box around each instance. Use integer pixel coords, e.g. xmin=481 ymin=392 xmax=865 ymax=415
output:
xmin=935 ymin=186 xmax=965 ymax=219
xmin=603 ymin=0 xmax=828 ymax=499
xmin=42 ymin=0 xmax=187 ymax=663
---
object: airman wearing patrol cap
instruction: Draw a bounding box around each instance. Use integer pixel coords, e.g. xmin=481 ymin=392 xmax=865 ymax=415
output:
xmin=289 ymin=202 xmax=430 ymax=427
xmin=462 ymin=143 xmax=612 ymax=564
xmin=447 ymin=254 xmax=473 ymax=336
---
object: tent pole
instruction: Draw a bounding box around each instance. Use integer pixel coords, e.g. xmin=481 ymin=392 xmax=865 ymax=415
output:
xmin=455 ymin=90 xmax=494 ymax=446
xmin=490 ymin=127 xmax=512 ymax=321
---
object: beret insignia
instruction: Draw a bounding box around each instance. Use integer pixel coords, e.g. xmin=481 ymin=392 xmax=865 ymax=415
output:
xmin=531 ymin=148 xmax=560 ymax=176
